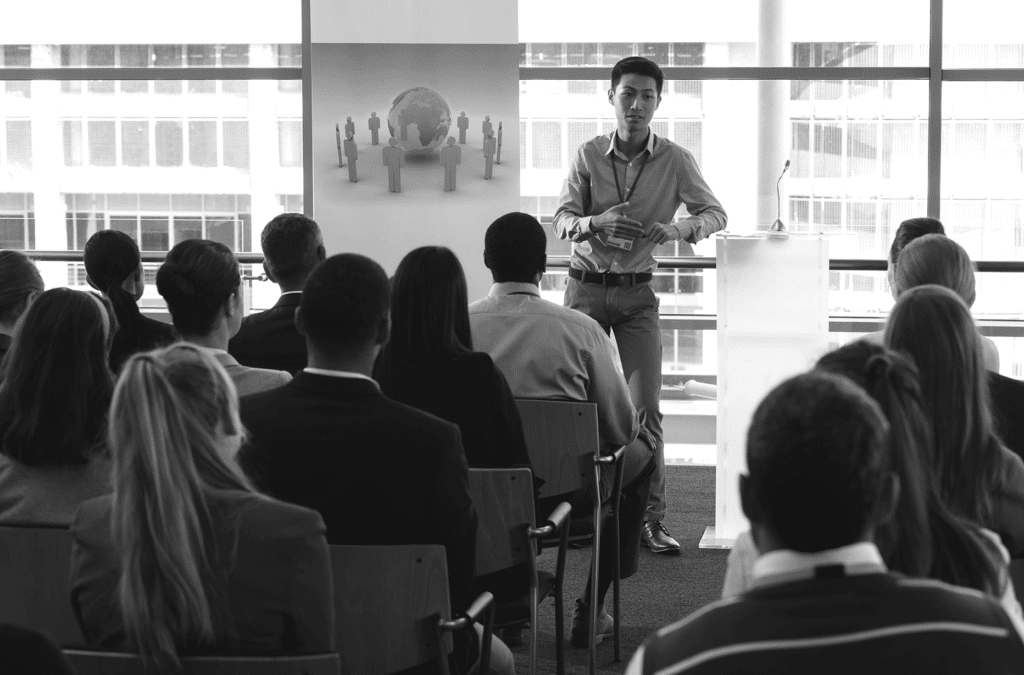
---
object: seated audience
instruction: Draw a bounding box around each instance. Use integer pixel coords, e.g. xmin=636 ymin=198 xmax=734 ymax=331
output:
xmin=157 ymin=239 xmax=290 ymax=396
xmin=84 ymin=229 xmax=176 ymax=371
xmin=228 ymin=213 xmax=325 ymax=374
xmin=0 ymin=624 xmax=75 ymax=675
xmin=469 ymin=212 xmax=656 ymax=649
xmin=70 ymin=344 xmax=333 ymax=669
xmin=239 ymin=253 xmax=512 ymax=675
xmin=0 ymin=289 xmax=114 ymax=525
xmin=885 ymin=285 xmax=1024 ymax=556
xmin=723 ymin=341 xmax=1023 ymax=635
xmin=628 ymin=371 xmax=1024 ymax=675
xmin=0 ymin=250 xmax=43 ymax=364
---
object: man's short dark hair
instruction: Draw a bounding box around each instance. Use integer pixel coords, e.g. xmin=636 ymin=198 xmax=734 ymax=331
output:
xmin=611 ymin=56 xmax=664 ymax=97
xmin=484 ymin=212 xmax=548 ymax=283
xmin=889 ymin=217 xmax=944 ymax=264
xmin=300 ymin=253 xmax=389 ymax=351
xmin=745 ymin=371 xmax=890 ymax=553
xmin=261 ymin=213 xmax=323 ymax=286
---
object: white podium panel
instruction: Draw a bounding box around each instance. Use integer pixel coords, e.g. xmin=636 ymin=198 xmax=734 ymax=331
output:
xmin=702 ymin=234 xmax=830 ymax=548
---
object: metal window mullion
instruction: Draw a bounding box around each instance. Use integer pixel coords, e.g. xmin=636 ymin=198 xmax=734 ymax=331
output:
xmin=943 ymin=69 xmax=1024 ymax=81
xmin=519 ymin=66 xmax=931 ymax=81
xmin=0 ymin=67 xmax=301 ymax=81
xmin=302 ymin=0 xmax=313 ymax=216
xmin=927 ymin=0 xmax=944 ymax=218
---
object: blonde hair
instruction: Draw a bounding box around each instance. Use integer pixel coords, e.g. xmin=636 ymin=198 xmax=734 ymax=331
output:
xmin=893 ymin=234 xmax=976 ymax=306
xmin=109 ymin=343 xmax=253 ymax=669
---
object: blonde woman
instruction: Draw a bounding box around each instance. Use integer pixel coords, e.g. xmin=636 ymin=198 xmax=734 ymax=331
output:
xmin=70 ymin=343 xmax=333 ymax=669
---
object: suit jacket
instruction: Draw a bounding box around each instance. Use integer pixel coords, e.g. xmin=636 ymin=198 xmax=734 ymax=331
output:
xmin=228 ymin=293 xmax=307 ymax=375
xmin=0 ymin=452 xmax=111 ymax=526
xmin=210 ymin=350 xmax=291 ymax=398
xmin=70 ymin=490 xmax=334 ymax=655
xmin=629 ymin=572 xmax=1024 ymax=675
xmin=990 ymin=371 xmax=1024 ymax=463
xmin=239 ymin=372 xmax=477 ymax=611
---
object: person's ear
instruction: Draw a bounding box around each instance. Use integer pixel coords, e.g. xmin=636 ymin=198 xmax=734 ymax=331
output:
xmin=874 ymin=472 xmax=901 ymax=527
xmin=294 ymin=306 xmax=307 ymax=337
xmin=225 ymin=287 xmax=242 ymax=318
xmin=316 ymin=244 xmax=327 ymax=262
xmin=655 ymin=93 xmax=662 ymax=111
xmin=86 ymin=275 xmax=99 ymax=291
xmin=19 ymin=291 xmax=40 ymax=316
xmin=263 ymin=262 xmax=278 ymax=284
xmin=376 ymin=315 xmax=391 ymax=347
xmin=608 ymin=87 xmax=615 ymax=105
xmin=739 ymin=473 xmax=760 ymax=524
xmin=483 ymin=250 xmax=491 ymax=270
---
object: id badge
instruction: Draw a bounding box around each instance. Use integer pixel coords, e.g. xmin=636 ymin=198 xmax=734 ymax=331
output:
xmin=606 ymin=235 xmax=633 ymax=251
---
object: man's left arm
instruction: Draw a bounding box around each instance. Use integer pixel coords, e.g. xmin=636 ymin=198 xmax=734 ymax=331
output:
xmin=648 ymin=149 xmax=727 ymax=245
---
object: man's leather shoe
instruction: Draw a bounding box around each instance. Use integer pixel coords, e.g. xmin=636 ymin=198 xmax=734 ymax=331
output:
xmin=642 ymin=520 xmax=681 ymax=554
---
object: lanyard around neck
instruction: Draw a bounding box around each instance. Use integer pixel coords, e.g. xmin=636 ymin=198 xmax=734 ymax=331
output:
xmin=611 ymin=148 xmax=650 ymax=205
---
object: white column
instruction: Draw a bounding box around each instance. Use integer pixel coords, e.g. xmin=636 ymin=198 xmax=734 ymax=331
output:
xmin=30 ymin=44 xmax=68 ymax=290
xmin=756 ymin=0 xmax=790 ymax=231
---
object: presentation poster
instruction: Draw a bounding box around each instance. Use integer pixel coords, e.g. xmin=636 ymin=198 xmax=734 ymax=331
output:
xmin=309 ymin=0 xmax=519 ymax=298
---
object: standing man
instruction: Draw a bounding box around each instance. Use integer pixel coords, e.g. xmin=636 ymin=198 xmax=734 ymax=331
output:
xmin=368 ymin=112 xmax=381 ymax=145
xmin=440 ymin=136 xmax=461 ymax=192
xmin=482 ymin=131 xmax=497 ymax=180
xmin=344 ymin=132 xmax=358 ymax=182
xmin=457 ymin=111 xmax=469 ymax=144
xmin=383 ymin=137 xmax=404 ymax=193
xmin=496 ymin=121 xmax=503 ymax=164
xmin=553 ymin=56 xmax=727 ymax=554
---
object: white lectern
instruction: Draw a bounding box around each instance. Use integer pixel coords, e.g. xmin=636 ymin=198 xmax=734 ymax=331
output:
xmin=700 ymin=233 xmax=830 ymax=549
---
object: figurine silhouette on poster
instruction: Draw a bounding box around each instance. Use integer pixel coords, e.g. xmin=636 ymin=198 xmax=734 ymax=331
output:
xmin=344 ymin=116 xmax=356 ymax=140
xmin=483 ymin=130 xmax=496 ymax=180
xmin=440 ymin=137 xmax=461 ymax=192
xmin=335 ymin=123 xmax=344 ymax=167
xmin=383 ymin=137 xmax=404 ymax=193
xmin=482 ymin=115 xmax=493 ymax=139
xmin=496 ymin=122 xmax=503 ymax=164
xmin=368 ymin=112 xmax=381 ymax=145
xmin=344 ymin=132 xmax=358 ymax=182
xmin=457 ymin=112 xmax=469 ymax=144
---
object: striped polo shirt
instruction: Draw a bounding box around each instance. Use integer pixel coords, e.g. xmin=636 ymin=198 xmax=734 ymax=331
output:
xmin=626 ymin=542 xmax=1024 ymax=674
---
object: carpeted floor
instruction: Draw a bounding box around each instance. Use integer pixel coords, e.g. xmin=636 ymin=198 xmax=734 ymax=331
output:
xmin=509 ymin=465 xmax=728 ymax=675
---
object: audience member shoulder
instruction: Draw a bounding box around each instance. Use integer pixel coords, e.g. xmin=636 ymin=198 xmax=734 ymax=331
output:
xmin=212 ymin=490 xmax=326 ymax=542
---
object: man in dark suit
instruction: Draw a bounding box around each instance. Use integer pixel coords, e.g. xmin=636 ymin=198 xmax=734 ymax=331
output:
xmin=229 ymin=213 xmax=325 ymax=374
xmin=626 ymin=371 xmax=1024 ymax=675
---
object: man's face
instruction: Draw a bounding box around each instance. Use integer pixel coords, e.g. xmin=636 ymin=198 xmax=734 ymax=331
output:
xmin=609 ymin=73 xmax=661 ymax=134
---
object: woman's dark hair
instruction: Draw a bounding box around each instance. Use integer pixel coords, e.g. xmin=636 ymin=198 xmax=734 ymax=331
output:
xmin=611 ymin=56 xmax=665 ymax=97
xmin=377 ymin=247 xmax=471 ymax=380
xmin=156 ymin=240 xmax=240 ymax=335
xmin=884 ymin=284 xmax=1003 ymax=527
xmin=889 ymin=217 xmax=944 ymax=264
xmin=0 ymin=288 xmax=115 ymax=466
xmin=815 ymin=341 xmax=1004 ymax=595
xmin=0 ymin=250 xmax=44 ymax=323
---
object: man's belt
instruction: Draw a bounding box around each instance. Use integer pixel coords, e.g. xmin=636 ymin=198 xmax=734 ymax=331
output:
xmin=568 ymin=267 xmax=653 ymax=286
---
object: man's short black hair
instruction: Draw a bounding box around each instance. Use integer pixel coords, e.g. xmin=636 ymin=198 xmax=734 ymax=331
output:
xmin=745 ymin=371 xmax=890 ymax=553
xmin=484 ymin=212 xmax=548 ymax=283
xmin=611 ymin=56 xmax=664 ymax=97
xmin=261 ymin=213 xmax=324 ymax=286
xmin=889 ymin=217 xmax=944 ymax=264
xmin=300 ymin=253 xmax=389 ymax=352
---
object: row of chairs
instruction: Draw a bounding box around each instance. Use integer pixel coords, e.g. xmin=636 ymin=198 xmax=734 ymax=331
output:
xmin=0 ymin=400 xmax=624 ymax=675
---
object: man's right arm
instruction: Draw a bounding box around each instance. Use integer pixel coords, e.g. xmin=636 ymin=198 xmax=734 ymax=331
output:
xmin=552 ymin=146 xmax=597 ymax=243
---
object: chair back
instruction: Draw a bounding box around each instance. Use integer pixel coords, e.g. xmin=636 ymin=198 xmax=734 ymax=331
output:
xmin=0 ymin=525 xmax=84 ymax=646
xmin=332 ymin=544 xmax=452 ymax=675
xmin=515 ymin=399 xmax=599 ymax=499
xmin=468 ymin=467 xmax=536 ymax=575
xmin=63 ymin=651 xmax=340 ymax=675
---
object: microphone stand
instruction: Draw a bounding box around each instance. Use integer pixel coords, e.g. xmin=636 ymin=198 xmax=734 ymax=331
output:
xmin=769 ymin=159 xmax=791 ymax=233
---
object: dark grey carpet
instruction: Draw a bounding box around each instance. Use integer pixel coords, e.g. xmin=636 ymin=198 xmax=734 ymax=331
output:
xmin=509 ymin=465 xmax=728 ymax=675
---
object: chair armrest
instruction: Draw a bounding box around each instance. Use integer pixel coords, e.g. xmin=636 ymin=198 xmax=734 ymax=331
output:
xmin=438 ymin=591 xmax=495 ymax=633
xmin=596 ymin=445 xmax=626 ymax=465
xmin=528 ymin=502 xmax=571 ymax=538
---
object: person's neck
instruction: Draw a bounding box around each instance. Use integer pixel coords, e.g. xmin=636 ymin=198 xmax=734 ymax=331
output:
xmin=277 ymin=279 xmax=306 ymax=294
xmin=753 ymin=524 xmax=874 ymax=556
xmin=615 ymin=126 xmax=650 ymax=161
xmin=307 ymin=345 xmax=377 ymax=376
xmin=182 ymin=327 xmax=230 ymax=352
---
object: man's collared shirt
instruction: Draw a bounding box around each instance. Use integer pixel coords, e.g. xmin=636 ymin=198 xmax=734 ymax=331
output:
xmin=752 ymin=542 xmax=887 ymax=589
xmin=303 ymin=367 xmax=379 ymax=388
xmin=552 ymin=130 xmax=727 ymax=274
xmin=469 ymin=282 xmax=638 ymax=450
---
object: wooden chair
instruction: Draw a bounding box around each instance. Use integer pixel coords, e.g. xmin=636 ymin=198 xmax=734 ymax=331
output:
xmin=331 ymin=544 xmax=494 ymax=675
xmin=0 ymin=525 xmax=84 ymax=646
xmin=514 ymin=399 xmax=626 ymax=675
xmin=63 ymin=651 xmax=340 ymax=675
xmin=468 ymin=467 xmax=571 ymax=675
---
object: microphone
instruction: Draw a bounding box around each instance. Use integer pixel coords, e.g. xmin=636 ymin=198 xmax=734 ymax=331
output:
xmin=769 ymin=159 xmax=791 ymax=234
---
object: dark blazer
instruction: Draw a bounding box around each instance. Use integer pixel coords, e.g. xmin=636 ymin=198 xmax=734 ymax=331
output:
xmin=375 ymin=351 xmax=533 ymax=473
xmin=632 ymin=573 xmax=1024 ymax=674
xmin=109 ymin=297 xmax=177 ymax=373
xmin=229 ymin=293 xmax=307 ymax=375
xmin=990 ymin=371 xmax=1024 ymax=463
xmin=70 ymin=490 xmax=334 ymax=655
xmin=239 ymin=372 xmax=477 ymax=610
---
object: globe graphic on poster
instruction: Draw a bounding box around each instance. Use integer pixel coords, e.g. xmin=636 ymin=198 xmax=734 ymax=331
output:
xmin=387 ymin=87 xmax=452 ymax=154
